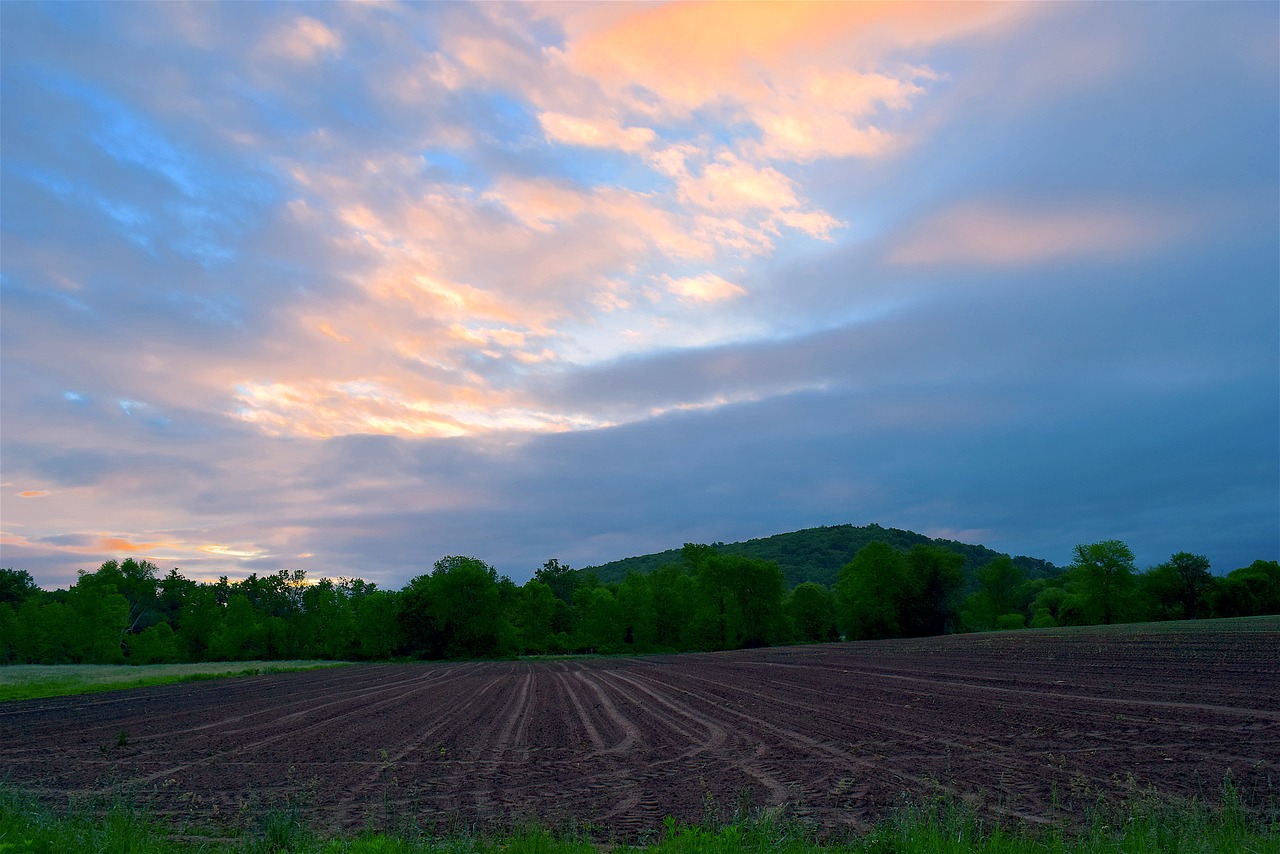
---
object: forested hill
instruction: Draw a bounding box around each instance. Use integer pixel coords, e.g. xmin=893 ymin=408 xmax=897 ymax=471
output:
xmin=582 ymin=523 xmax=1060 ymax=590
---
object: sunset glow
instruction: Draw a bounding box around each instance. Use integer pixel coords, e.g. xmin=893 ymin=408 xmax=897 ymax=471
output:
xmin=1 ymin=1 xmax=1276 ymax=588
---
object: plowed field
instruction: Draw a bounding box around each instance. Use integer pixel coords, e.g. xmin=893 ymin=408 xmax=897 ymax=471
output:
xmin=2 ymin=618 xmax=1277 ymax=839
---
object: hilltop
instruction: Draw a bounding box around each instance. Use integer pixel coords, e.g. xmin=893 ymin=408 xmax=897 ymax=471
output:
xmin=580 ymin=522 xmax=1060 ymax=589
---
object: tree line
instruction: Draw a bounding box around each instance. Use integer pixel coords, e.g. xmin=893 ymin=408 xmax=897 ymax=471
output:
xmin=1 ymin=540 xmax=1276 ymax=665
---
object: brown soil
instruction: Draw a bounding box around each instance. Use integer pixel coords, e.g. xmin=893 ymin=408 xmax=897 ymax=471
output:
xmin=2 ymin=618 xmax=1277 ymax=840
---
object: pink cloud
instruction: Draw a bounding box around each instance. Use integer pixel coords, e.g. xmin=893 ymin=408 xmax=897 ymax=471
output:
xmin=887 ymin=201 xmax=1191 ymax=268
xmin=264 ymin=16 xmax=341 ymax=63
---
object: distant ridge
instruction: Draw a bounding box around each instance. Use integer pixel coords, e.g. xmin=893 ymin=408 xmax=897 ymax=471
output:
xmin=581 ymin=523 xmax=1060 ymax=590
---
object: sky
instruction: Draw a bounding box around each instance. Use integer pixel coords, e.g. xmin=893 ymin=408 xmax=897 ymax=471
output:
xmin=1 ymin=1 xmax=1277 ymax=590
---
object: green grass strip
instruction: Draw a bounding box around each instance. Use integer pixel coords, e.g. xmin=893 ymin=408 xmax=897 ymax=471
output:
xmin=1 ymin=782 xmax=1276 ymax=854
xmin=0 ymin=660 xmax=349 ymax=702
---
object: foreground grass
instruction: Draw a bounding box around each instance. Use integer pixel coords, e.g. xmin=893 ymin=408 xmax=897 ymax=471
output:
xmin=1 ymin=783 xmax=1275 ymax=854
xmin=0 ymin=660 xmax=349 ymax=702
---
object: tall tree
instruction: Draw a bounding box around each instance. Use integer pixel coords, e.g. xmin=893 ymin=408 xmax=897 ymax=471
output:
xmin=1141 ymin=552 xmax=1213 ymax=620
xmin=299 ymin=578 xmax=354 ymax=659
xmin=534 ymin=559 xmax=580 ymax=605
xmin=1212 ymin=560 xmax=1280 ymax=617
xmin=512 ymin=580 xmax=560 ymax=654
xmin=681 ymin=546 xmax=786 ymax=650
xmin=1066 ymin=540 xmax=1139 ymax=625
xmin=0 ymin=603 xmax=16 ymax=663
xmin=175 ymin=585 xmax=222 ymax=661
xmin=574 ymin=585 xmax=623 ymax=652
xmin=616 ymin=572 xmax=658 ymax=650
xmin=208 ymin=594 xmax=266 ymax=660
xmin=786 ymin=582 xmax=838 ymax=643
xmin=901 ymin=545 xmax=965 ymax=637
xmin=399 ymin=556 xmax=513 ymax=659
xmin=835 ymin=541 xmax=911 ymax=640
xmin=728 ymin=556 xmax=787 ymax=648
xmin=65 ymin=583 xmax=129 ymax=663
xmin=78 ymin=559 xmax=161 ymax=634
xmin=650 ymin=564 xmax=694 ymax=651
xmin=351 ymin=589 xmax=402 ymax=659
xmin=0 ymin=568 xmax=40 ymax=606
xmin=961 ymin=557 xmax=1029 ymax=631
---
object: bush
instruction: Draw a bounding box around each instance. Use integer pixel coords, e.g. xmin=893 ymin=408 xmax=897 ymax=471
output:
xmin=995 ymin=613 xmax=1026 ymax=630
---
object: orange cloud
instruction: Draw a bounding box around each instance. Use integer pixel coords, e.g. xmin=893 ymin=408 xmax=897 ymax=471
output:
xmin=564 ymin=2 xmax=1021 ymax=102
xmin=19 ymin=490 xmax=49 ymax=498
xmin=98 ymin=537 xmax=164 ymax=553
xmin=548 ymin=0 xmax=1029 ymax=165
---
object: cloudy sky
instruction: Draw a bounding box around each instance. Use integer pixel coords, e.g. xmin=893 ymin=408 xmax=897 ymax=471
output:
xmin=2 ymin=2 xmax=1276 ymax=590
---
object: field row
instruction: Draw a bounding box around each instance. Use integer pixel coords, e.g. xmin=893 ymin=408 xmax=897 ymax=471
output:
xmin=1 ymin=619 xmax=1276 ymax=839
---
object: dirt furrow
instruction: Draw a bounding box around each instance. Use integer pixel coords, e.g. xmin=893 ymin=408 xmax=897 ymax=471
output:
xmin=2 ymin=619 xmax=1275 ymax=840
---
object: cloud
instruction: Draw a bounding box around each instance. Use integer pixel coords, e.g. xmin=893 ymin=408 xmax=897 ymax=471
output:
xmin=265 ymin=16 xmax=342 ymax=63
xmin=98 ymin=536 xmax=164 ymax=553
xmin=538 ymin=111 xmax=656 ymax=153
xmin=1 ymin=1 xmax=1274 ymax=593
xmin=557 ymin=2 xmax=1020 ymax=113
xmin=548 ymin=0 xmax=1029 ymax=165
xmin=664 ymin=273 xmax=746 ymax=304
xmin=673 ymin=153 xmax=844 ymax=248
xmin=886 ymin=201 xmax=1191 ymax=268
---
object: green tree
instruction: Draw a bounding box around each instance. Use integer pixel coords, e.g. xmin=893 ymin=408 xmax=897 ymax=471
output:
xmin=0 ymin=603 xmax=17 ymax=663
xmin=208 ymin=594 xmax=266 ymax=660
xmin=575 ymin=585 xmax=623 ymax=652
xmin=432 ymin=556 xmax=512 ymax=658
xmin=785 ymin=582 xmax=838 ymax=643
xmin=901 ymin=545 xmax=965 ymax=637
xmin=65 ymin=583 xmax=129 ymax=663
xmin=351 ymin=589 xmax=401 ymax=659
xmin=512 ymin=580 xmax=560 ymax=654
xmin=127 ymin=622 xmax=179 ymax=664
xmin=14 ymin=599 xmax=70 ymax=663
xmin=299 ymin=578 xmax=353 ymax=659
xmin=78 ymin=559 xmax=161 ymax=634
xmin=397 ymin=556 xmax=513 ymax=659
xmin=994 ymin=613 xmax=1026 ymax=630
xmin=534 ymin=559 xmax=580 ymax=605
xmin=1212 ymin=560 xmax=1280 ymax=617
xmin=835 ymin=542 xmax=910 ymax=640
xmin=729 ymin=556 xmax=787 ymax=648
xmin=174 ymin=585 xmax=221 ymax=661
xmin=616 ymin=572 xmax=658 ymax=650
xmin=1141 ymin=552 xmax=1213 ymax=621
xmin=650 ymin=564 xmax=694 ymax=651
xmin=157 ymin=568 xmax=196 ymax=627
xmin=682 ymin=547 xmax=786 ymax=650
xmin=397 ymin=574 xmax=444 ymax=658
xmin=1066 ymin=540 xmax=1139 ymax=625
xmin=0 ymin=568 xmax=40 ymax=606
xmin=961 ymin=557 xmax=1029 ymax=631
